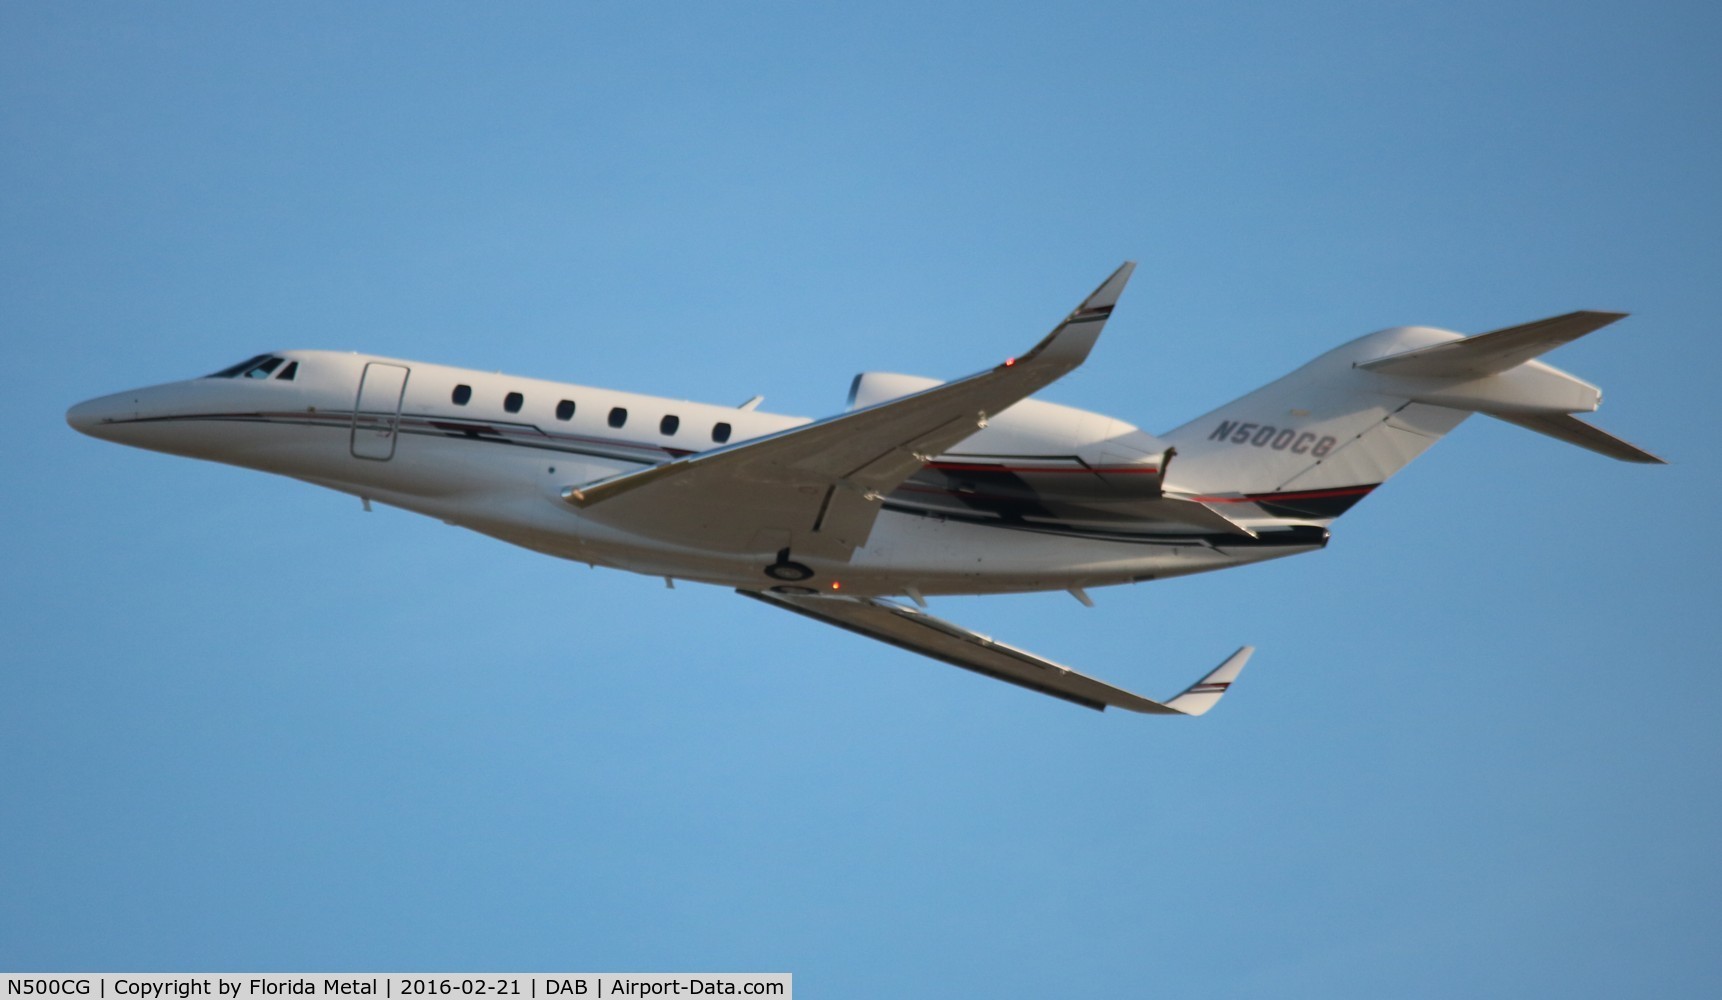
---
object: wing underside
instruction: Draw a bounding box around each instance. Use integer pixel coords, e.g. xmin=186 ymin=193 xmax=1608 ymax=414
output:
xmin=742 ymin=589 xmax=1251 ymax=714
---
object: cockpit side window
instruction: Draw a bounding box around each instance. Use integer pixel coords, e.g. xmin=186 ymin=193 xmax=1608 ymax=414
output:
xmin=275 ymin=361 xmax=298 ymax=381
xmin=244 ymin=357 xmax=284 ymax=379
xmin=206 ymin=354 xmax=271 ymax=378
xmin=206 ymin=355 xmax=290 ymax=380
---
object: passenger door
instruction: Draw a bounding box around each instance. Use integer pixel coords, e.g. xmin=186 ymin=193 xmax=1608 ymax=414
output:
xmin=351 ymin=362 xmax=410 ymax=460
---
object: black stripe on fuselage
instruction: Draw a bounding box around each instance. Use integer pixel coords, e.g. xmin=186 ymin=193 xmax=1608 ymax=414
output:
xmin=116 ymin=409 xmax=686 ymax=465
xmin=108 ymin=411 xmax=1339 ymax=549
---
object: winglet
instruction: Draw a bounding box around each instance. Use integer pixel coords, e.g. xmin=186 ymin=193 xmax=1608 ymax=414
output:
xmin=1080 ymin=260 xmax=1137 ymax=315
xmin=1161 ymin=646 xmax=1253 ymax=716
xmin=1017 ymin=261 xmax=1136 ymax=369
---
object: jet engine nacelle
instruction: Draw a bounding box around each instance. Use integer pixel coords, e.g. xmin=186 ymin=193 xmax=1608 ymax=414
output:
xmin=847 ymin=371 xmax=1172 ymax=495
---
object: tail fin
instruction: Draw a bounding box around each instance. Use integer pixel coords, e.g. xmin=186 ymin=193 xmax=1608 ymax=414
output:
xmin=1158 ymin=312 xmax=1661 ymax=516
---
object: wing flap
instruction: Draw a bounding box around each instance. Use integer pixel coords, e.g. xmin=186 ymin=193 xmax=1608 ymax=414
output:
xmin=742 ymin=589 xmax=1251 ymax=715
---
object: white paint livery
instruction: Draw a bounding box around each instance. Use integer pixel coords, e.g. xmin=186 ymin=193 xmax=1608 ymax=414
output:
xmin=67 ymin=265 xmax=1661 ymax=714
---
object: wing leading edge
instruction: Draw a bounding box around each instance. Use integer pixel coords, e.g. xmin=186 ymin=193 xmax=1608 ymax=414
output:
xmin=561 ymin=263 xmax=1137 ymax=558
xmin=742 ymin=589 xmax=1251 ymax=715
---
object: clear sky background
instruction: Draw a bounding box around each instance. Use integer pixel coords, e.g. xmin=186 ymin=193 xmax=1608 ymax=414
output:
xmin=4 ymin=2 xmax=1719 ymax=996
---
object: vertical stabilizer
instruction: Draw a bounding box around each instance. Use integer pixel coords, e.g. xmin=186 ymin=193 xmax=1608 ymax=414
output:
xmin=1159 ymin=313 xmax=1660 ymax=515
xmin=1159 ymin=328 xmax=1472 ymax=505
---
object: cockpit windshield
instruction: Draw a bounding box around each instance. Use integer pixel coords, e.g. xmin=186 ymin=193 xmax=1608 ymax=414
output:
xmin=205 ymin=355 xmax=296 ymax=380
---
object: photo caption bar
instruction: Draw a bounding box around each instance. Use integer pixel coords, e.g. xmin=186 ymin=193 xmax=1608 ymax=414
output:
xmin=3 ymin=976 xmax=789 ymax=1000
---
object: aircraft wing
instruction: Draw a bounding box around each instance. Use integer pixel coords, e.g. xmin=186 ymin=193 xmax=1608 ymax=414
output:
xmin=563 ymin=263 xmax=1135 ymax=558
xmin=741 ymin=589 xmax=1252 ymax=714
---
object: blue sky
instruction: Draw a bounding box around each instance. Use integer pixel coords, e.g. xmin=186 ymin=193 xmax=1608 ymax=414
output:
xmin=4 ymin=2 xmax=1719 ymax=995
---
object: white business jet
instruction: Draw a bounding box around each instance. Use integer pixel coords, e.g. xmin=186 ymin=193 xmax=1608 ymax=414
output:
xmin=67 ymin=264 xmax=1661 ymax=714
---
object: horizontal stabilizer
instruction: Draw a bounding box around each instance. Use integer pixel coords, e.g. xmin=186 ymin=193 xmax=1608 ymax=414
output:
xmin=741 ymin=588 xmax=1249 ymax=715
xmin=1484 ymin=411 xmax=1666 ymax=464
xmin=1358 ymin=311 xmax=1628 ymax=378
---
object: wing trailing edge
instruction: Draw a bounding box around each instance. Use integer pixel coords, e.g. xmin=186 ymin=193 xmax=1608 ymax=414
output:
xmin=741 ymin=588 xmax=1251 ymax=715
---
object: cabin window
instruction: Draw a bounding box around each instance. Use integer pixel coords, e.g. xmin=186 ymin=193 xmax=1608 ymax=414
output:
xmin=275 ymin=361 xmax=298 ymax=381
xmin=452 ymin=384 xmax=472 ymax=405
xmin=505 ymin=391 xmax=524 ymax=414
xmin=608 ymin=407 xmax=628 ymax=428
xmin=556 ymin=399 xmax=575 ymax=421
xmin=712 ymin=422 xmax=732 ymax=443
xmin=660 ymin=414 xmax=680 ymax=436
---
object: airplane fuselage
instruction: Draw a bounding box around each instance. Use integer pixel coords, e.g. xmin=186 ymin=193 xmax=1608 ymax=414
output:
xmin=67 ymin=349 xmax=1317 ymax=598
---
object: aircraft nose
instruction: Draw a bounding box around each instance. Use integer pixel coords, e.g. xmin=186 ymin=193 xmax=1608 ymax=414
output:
xmin=66 ymin=392 xmax=135 ymax=439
